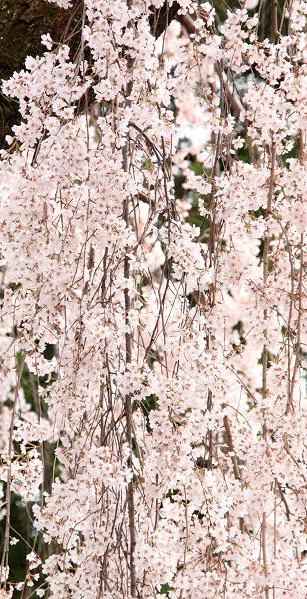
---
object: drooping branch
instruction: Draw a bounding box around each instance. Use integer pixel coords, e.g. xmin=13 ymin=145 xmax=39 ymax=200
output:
xmin=178 ymin=12 xmax=245 ymax=117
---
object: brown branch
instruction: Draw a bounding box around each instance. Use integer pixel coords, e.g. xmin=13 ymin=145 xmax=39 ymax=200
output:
xmin=271 ymin=0 xmax=280 ymax=41
xmin=262 ymin=141 xmax=276 ymax=430
xmin=276 ymin=479 xmax=291 ymax=521
xmin=122 ymin=12 xmax=137 ymax=592
xmin=223 ymin=415 xmax=241 ymax=482
xmin=178 ymin=13 xmax=245 ymax=117
xmin=262 ymin=513 xmax=269 ymax=599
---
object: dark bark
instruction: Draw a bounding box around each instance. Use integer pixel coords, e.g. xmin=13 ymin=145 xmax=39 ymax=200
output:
xmin=148 ymin=1 xmax=180 ymax=39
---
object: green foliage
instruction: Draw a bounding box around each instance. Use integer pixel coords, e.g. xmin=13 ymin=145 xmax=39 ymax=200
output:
xmin=189 ymin=160 xmax=204 ymax=177
xmin=158 ymin=582 xmax=175 ymax=596
xmin=0 ymin=350 xmax=57 ymax=597
xmin=0 ymin=493 xmax=29 ymax=598
xmin=140 ymin=394 xmax=159 ymax=432
xmin=236 ymin=140 xmax=250 ymax=164
xmin=165 ymin=488 xmax=180 ymax=503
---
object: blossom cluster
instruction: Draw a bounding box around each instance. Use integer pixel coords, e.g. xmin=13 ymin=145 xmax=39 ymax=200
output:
xmin=0 ymin=0 xmax=307 ymax=597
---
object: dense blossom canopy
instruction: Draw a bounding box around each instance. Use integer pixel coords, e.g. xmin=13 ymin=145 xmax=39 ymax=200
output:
xmin=0 ymin=0 xmax=307 ymax=597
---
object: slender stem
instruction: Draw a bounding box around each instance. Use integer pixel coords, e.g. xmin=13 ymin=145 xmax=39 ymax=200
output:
xmin=262 ymin=142 xmax=276 ymax=432
xmin=122 ymin=139 xmax=137 ymax=599
xmin=262 ymin=513 xmax=269 ymax=599
xmin=0 ymin=355 xmax=25 ymax=587
xmin=261 ymin=142 xmax=275 ymax=597
xmin=223 ymin=415 xmax=241 ymax=482
xmin=122 ymin=5 xmax=136 ymax=588
xmin=287 ymin=237 xmax=303 ymax=413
